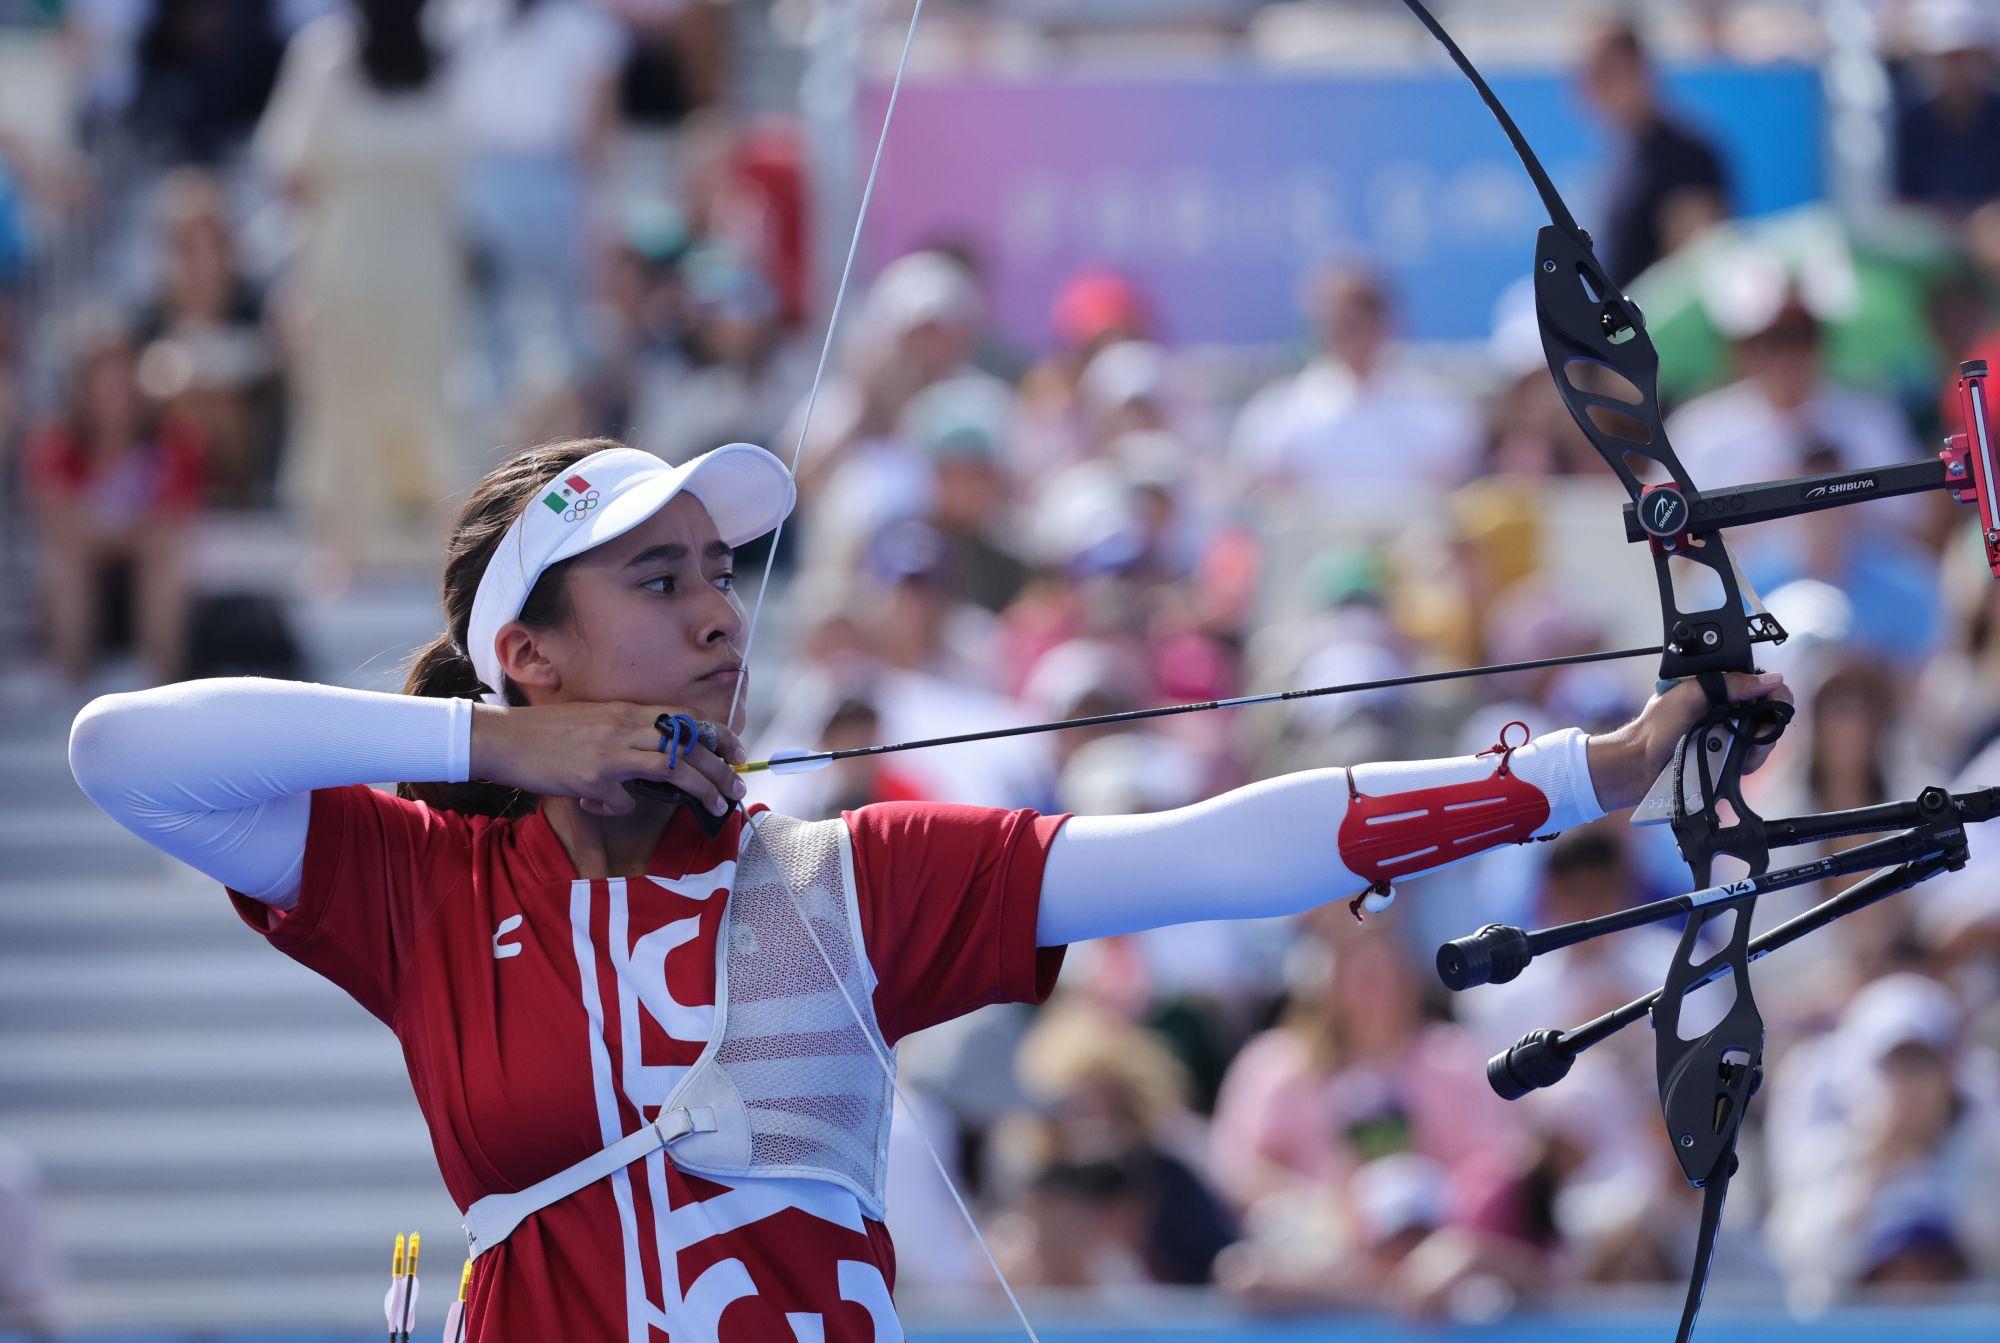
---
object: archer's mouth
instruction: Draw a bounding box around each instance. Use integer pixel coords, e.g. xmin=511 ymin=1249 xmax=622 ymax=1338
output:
xmin=697 ymin=662 xmax=745 ymax=685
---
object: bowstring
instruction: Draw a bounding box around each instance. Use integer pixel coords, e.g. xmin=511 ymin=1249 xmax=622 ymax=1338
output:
xmin=718 ymin=3 xmax=1045 ymax=1338
xmin=726 ymin=0 xmax=919 ymax=733
xmin=739 ymin=809 xmax=1045 ymax=1340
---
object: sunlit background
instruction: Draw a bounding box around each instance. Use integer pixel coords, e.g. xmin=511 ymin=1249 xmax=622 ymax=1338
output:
xmin=2 ymin=0 xmax=2000 ymax=1339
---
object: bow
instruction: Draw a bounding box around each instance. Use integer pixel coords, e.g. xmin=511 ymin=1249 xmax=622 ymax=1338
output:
xmin=1393 ymin=4 xmax=2000 ymax=1340
xmin=693 ymin=3 xmax=2000 ymax=1340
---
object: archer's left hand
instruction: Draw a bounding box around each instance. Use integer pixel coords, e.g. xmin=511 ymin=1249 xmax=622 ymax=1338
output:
xmin=1588 ymin=671 xmax=1794 ymax=813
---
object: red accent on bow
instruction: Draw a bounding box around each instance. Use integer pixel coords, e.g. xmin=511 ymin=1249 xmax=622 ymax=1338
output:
xmin=1941 ymin=361 xmax=2000 ymax=579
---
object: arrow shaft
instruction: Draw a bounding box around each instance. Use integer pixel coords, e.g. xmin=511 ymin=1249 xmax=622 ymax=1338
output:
xmin=739 ymin=632 xmax=1781 ymax=775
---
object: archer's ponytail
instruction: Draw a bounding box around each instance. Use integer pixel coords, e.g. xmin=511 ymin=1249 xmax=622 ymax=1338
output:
xmin=396 ymin=437 xmax=622 ymax=817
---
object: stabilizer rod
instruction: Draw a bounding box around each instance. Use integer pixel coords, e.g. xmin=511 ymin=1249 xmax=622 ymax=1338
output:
xmin=1438 ymin=821 xmax=1947 ymax=992
xmin=1486 ymin=848 xmax=1961 ymax=1099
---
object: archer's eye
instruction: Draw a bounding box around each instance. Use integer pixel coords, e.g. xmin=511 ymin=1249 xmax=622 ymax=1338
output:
xmin=643 ymin=574 xmax=676 ymax=595
xmin=714 ymin=572 xmax=735 ymax=593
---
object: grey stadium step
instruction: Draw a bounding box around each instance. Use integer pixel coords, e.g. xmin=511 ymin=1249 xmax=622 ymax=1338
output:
xmin=0 ymin=1027 xmax=415 ymax=1111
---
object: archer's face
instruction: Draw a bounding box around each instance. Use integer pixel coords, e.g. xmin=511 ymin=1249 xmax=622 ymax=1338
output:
xmin=539 ymin=493 xmax=749 ymax=732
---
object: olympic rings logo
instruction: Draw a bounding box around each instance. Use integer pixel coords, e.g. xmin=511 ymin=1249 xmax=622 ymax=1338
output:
xmin=563 ymin=490 xmax=601 ymax=523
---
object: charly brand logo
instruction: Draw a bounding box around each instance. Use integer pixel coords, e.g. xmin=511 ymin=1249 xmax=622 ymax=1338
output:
xmin=1804 ymin=477 xmax=1877 ymax=500
xmin=541 ymin=474 xmax=601 ymax=523
xmin=492 ymin=914 xmax=524 ymax=960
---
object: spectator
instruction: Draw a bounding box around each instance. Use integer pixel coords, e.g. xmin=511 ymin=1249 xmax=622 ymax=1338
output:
xmin=1666 ymin=283 xmax=1921 ymax=500
xmin=0 ymin=137 xmax=26 ymax=452
xmin=798 ymin=250 xmax=1006 ymax=495
xmin=129 ymin=0 xmax=286 ymax=165
xmin=1013 ymin=268 xmax=1155 ymax=478
xmin=1752 ymin=662 xmax=1938 ymax=999
xmin=902 ymin=377 xmax=1033 ymax=613
xmin=1739 ymin=446 xmax=1942 ymax=674
xmin=609 ymin=0 xmax=729 ymax=202
xmin=882 ymin=1089 xmax=988 ymax=1289
xmin=1892 ymin=0 xmax=2000 ymax=213
xmin=64 ymin=0 xmax=156 ymax=145
xmin=448 ymin=0 xmax=627 ymax=387
xmin=992 ymin=1153 xmax=1157 ymax=1290
xmin=1578 ymin=18 xmax=1732 ymax=286
xmin=795 ymin=252 xmax=1013 ymax=575
xmin=1207 ymin=918 xmax=1518 ymax=1216
xmin=577 ymin=201 xmax=694 ymax=442
xmin=995 ymin=999 xmax=1238 ymax=1286
xmin=131 ymin=168 xmax=281 ymax=507
xmin=1072 ymin=340 xmax=1192 ymax=457
xmin=27 ymin=314 xmax=204 ymax=689
xmin=1765 ymin=973 xmax=2000 ymax=1300
xmin=1217 ymin=1148 xmax=1546 ymax=1318
xmin=1230 ymin=265 xmax=1479 ymax=513
xmin=855 ymin=517 xmax=1005 ymax=689
xmin=752 ymin=595 xmax=1046 ymax=815
xmin=0 ymin=138 xmax=24 ymax=299
xmin=638 ymin=244 xmax=813 ymax=464
xmin=812 ymin=696 xmax=934 ymax=810
xmin=255 ymin=0 xmax=462 ymax=587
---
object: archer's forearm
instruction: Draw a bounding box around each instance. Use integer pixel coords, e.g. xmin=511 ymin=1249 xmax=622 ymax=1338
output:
xmin=69 ymin=678 xmax=472 ymax=904
xmin=1035 ymin=728 xmax=1602 ymax=946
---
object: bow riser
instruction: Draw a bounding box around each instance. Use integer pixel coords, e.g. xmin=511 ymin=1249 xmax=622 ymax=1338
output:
xmin=1533 ymin=226 xmax=1782 ymax=682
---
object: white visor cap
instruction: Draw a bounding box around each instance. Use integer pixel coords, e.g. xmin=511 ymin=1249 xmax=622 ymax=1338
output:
xmin=467 ymin=443 xmax=796 ymax=705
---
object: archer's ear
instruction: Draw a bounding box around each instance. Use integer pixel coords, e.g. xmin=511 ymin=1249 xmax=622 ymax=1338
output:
xmin=494 ymin=621 xmax=562 ymax=697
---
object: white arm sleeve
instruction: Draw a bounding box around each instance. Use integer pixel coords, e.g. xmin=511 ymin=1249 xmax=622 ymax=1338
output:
xmin=1037 ymin=727 xmax=1602 ymax=946
xmin=68 ymin=678 xmax=475 ymax=910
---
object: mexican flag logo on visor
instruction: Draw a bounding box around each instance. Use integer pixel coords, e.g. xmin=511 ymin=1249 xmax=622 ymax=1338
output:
xmin=543 ymin=474 xmax=600 ymax=523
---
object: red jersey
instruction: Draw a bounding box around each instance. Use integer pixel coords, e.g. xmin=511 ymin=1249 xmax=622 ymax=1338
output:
xmin=228 ymin=789 xmax=1068 ymax=1341
xmin=26 ymin=418 xmax=206 ymax=521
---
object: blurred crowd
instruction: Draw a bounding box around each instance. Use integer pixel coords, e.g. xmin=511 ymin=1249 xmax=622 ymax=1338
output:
xmin=5 ymin=0 xmax=2000 ymax=1331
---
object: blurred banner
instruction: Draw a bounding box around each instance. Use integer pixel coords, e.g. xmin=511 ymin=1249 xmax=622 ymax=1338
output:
xmin=859 ymin=64 xmax=1822 ymax=346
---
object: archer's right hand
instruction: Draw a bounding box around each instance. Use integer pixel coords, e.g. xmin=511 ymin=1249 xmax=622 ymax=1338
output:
xmin=470 ymin=701 xmax=746 ymax=818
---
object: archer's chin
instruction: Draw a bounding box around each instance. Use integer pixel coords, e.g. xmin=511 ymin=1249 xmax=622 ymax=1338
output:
xmin=686 ymin=672 xmax=749 ymax=732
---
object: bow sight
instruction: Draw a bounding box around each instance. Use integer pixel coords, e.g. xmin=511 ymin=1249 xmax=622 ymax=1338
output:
xmin=1397 ymin=0 xmax=2000 ymax=1335
xmin=1626 ymin=360 xmax=2000 ymax=577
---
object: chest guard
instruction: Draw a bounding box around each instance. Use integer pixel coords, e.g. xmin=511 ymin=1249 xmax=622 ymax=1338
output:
xmin=462 ymin=812 xmax=894 ymax=1258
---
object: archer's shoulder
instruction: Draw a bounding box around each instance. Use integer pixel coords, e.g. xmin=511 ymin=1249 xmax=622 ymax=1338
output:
xmin=312 ymin=783 xmax=486 ymax=844
xmin=838 ymin=800 xmax=1065 ymax=871
xmin=840 ymin=799 xmax=1045 ymax=835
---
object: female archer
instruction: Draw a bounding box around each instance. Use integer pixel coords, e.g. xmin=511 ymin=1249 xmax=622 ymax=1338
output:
xmin=69 ymin=437 xmax=1788 ymax=1341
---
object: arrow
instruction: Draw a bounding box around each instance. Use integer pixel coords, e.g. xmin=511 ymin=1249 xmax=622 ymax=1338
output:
xmin=733 ymin=628 xmax=1783 ymax=776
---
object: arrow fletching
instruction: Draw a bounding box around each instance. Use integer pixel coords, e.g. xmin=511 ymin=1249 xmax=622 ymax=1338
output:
xmin=752 ymin=748 xmax=833 ymax=776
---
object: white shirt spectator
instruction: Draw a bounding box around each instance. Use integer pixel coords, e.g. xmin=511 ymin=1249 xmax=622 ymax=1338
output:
xmin=1230 ymin=356 xmax=1480 ymax=501
xmin=445 ymin=0 xmax=627 ymax=158
xmin=1762 ymin=975 xmax=2000 ymax=1296
xmin=1666 ymin=378 xmax=1922 ymax=491
xmin=1666 ymin=376 xmax=1926 ymax=544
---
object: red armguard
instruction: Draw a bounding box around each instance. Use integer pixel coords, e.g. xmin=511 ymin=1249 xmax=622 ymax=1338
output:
xmin=1337 ymin=722 xmax=1554 ymax=919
